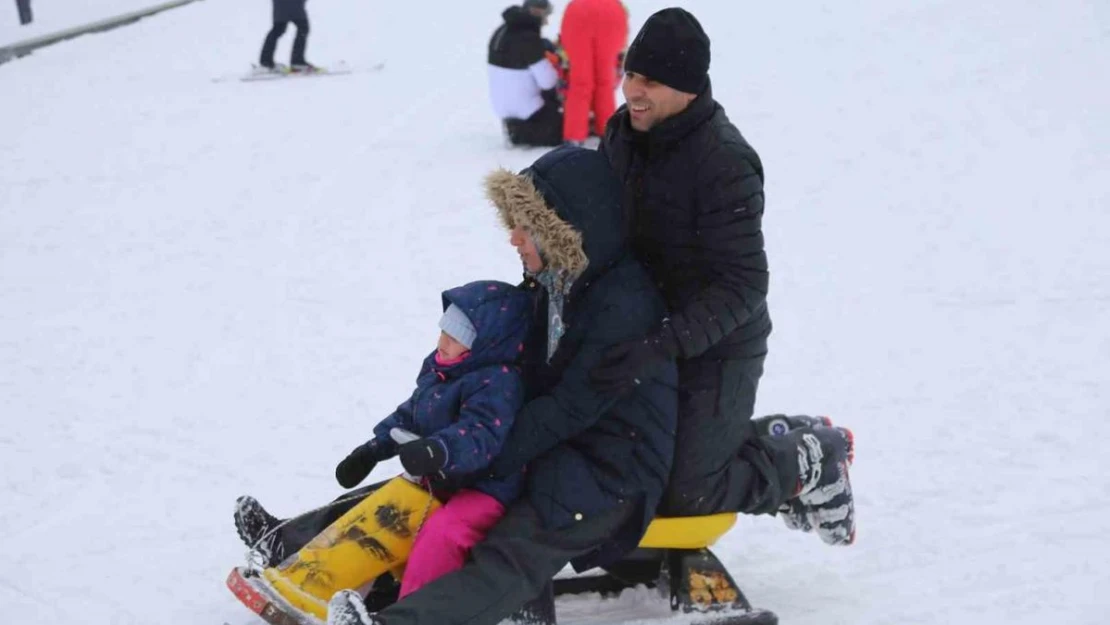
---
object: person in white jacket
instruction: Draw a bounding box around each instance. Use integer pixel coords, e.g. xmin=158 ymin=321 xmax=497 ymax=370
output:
xmin=487 ymin=1 xmax=563 ymax=146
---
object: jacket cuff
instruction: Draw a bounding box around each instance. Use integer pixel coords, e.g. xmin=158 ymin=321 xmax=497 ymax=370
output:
xmin=430 ymin=437 xmax=450 ymax=472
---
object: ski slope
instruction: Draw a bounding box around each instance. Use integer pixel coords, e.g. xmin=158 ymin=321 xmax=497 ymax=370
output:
xmin=0 ymin=0 xmax=187 ymax=46
xmin=2 ymin=1 xmax=1108 ymax=624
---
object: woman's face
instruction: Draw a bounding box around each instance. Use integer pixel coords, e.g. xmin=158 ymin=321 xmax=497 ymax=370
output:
xmin=509 ymin=226 xmax=544 ymax=273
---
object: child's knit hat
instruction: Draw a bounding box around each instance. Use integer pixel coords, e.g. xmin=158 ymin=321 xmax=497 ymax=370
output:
xmin=438 ymin=304 xmax=477 ymax=349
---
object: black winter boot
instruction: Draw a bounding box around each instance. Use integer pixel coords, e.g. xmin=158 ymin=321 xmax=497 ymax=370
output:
xmin=234 ymin=495 xmax=286 ymax=566
xmin=751 ymin=413 xmax=832 ymax=438
xmin=765 ymin=425 xmax=855 ymax=545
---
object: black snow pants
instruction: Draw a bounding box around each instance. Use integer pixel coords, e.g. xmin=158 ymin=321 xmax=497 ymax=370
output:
xmin=259 ymin=0 xmax=310 ymax=67
xmin=505 ymin=97 xmax=564 ymax=147
xmin=658 ymin=354 xmax=793 ymax=516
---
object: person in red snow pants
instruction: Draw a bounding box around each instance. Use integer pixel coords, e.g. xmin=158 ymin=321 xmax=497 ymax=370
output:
xmin=559 ymin=0 xmax=628 ymax=142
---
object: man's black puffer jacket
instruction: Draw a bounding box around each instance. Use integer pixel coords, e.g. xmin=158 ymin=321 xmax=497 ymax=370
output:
xmin=600 ymin=80 xmax=772 ymax=361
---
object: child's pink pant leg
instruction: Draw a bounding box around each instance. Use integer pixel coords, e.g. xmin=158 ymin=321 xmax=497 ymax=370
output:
xmin=398 ymin=489 xmax=506 ymax=598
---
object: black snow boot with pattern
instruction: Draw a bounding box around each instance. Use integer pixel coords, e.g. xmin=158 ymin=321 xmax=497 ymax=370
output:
xmin=234 ymin=495 xmax=286 ymax=567
xmin=751 ymin=413 xmax=832 ymax=438
xmin=761 ymin=421 xmax=856 ymax=545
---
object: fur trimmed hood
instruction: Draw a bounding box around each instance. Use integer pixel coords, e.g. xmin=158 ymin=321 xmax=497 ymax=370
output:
xmin=486 ymin=168 xmax=589 ymax=277
xmin=485 ymin=146 xmax=625 ymax=285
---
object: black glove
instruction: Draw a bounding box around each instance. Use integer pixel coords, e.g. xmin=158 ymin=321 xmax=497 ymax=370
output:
xmin=589 ymin=332 xmax=676 ymax=396
xmin=335 ymin=442 xmax=381 ymax=489
xmin=398 ymin=438 xmax=448 ymax=477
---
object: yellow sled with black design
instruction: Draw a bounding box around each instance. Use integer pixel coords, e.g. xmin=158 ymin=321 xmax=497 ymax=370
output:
xmin=227 ymin=470 xmax=439 ymax=625
xmin=226 ymin=430 xmax=777 ymax=625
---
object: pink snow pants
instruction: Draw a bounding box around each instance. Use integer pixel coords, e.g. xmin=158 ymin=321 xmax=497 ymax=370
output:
xmin=398 ymin=489 xmax=506 ymax=599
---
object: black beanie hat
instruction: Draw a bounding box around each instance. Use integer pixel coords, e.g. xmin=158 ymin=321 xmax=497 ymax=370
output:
xmin=624 ymin=8 xmax=710 ymax=95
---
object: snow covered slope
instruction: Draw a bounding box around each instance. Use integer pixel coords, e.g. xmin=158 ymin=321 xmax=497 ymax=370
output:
xmin=1 ymin=1 xmax=1107 ymax=624
xmin=0 ymin=0 xmax=195 ymax=46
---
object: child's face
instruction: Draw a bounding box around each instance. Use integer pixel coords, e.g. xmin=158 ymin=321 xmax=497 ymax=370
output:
xmin=437 ymin=331 xmax=469 ymax=360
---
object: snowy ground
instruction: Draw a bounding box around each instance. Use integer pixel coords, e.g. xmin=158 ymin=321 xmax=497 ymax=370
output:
xmin=2 ymin=1 xmax=1108 ymax=624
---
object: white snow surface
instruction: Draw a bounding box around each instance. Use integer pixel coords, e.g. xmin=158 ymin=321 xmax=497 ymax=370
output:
xmin=2 ymin=1 xmax=1109 ymax=624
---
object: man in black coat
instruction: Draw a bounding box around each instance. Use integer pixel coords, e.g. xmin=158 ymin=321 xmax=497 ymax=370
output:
xmin=324 ymin=146 xmax=679 ymax=625
xmin=259 ymin=0 xmax=313 ymax=71
xmin=591 ymin=8 xmax=856 ymax=546
xmin=487 ymin=0 xmax=563 ymax=147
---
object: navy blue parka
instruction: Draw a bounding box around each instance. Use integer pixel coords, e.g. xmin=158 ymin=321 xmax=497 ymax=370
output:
xmin=365 ymin=281 xmax=532 ymax=506
xmin=484 ymin=146 xmax=679 ymax=571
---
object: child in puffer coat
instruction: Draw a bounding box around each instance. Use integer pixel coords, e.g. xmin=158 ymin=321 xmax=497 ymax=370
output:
xmin=332 ymin=279 xmax=533 ymax=599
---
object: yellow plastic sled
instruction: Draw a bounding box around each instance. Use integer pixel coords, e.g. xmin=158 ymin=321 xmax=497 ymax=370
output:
xmin=228 ymin=471 xmax=439 ymax=625
xmin=227 ymin=433 xmax=776 ymax=625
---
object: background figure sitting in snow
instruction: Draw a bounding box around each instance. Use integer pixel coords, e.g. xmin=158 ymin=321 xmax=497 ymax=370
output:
xmin=238 ymin=280 xmax=532 ymax=600
xmin=487 ymin=0 xmax=563 ymax=147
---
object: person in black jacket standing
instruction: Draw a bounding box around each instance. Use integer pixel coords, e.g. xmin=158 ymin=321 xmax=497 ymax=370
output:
xmin=259 ymin=0 xmax=314 ymax=72
xmin=591 ymin=8 xmax=856 ymax=547
xmin=487 ymin=0 xmax=563 ymax=146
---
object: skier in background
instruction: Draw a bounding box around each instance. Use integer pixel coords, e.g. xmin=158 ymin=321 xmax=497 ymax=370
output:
xmin=558 ymin=0 xmax=627 ymax=145
xmin=259 ymin=0 xmax=315 ymax=72
xmin=487 ymin=0 xmax=563 ymax=147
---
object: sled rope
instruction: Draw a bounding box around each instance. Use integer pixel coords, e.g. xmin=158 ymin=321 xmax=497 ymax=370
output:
xmin=413 ymin=478 xmax=436 ymax=533
xmin=245 ymin=479 xmax=438 ymax=573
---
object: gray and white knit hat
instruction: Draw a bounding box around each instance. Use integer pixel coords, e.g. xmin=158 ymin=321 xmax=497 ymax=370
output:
xmin=438 ymin=304 xmax=477 ymax=349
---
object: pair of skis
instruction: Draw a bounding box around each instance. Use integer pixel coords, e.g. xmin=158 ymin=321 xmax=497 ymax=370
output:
xmin=212 ymin=61 xmax=384 ymax=83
